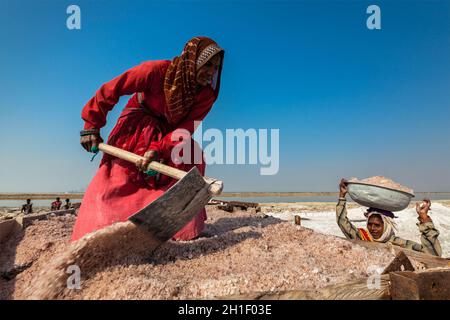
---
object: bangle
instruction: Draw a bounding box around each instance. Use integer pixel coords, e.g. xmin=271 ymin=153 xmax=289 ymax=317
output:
xmin=80 ymin=129 xmax=99 ymax=136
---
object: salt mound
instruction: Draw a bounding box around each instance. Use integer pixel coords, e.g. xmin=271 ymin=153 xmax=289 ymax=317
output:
xmin=348 ymin=176 xmax=414 ymax=195
xmin=3 ymin=208 xmax=396 ymax=300
xmin=23 ymin=221 xmax=161 ymax=299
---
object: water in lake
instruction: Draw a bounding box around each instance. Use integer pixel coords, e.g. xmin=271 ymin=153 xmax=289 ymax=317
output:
xmin=217 ymin=192 xmax=450 ymax=203
xmin=1 ymin=193 xmax=449 ymax=207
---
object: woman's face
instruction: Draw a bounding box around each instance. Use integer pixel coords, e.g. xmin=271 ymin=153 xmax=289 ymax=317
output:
xmin=196 ymin=54 xmax=221 ymax=87
xmin=367 ymin=215 xmax=384 ymax=239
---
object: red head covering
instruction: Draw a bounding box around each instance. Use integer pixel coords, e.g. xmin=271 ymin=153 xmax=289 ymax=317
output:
xmin=164 ymin=36 xmax=224 ymax=125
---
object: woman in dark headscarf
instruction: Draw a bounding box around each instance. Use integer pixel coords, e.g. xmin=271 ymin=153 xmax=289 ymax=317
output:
xmin=73 ymin=37 xmax=224 ymax=241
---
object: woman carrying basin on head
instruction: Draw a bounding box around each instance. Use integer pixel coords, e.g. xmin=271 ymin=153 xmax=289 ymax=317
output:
xmin=336 ymin=179 xmax=442 ymax=257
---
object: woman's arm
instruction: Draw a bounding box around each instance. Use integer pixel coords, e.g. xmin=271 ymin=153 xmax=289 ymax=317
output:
xmin=336 ymin=198 xmax=362 ymax=240
xmin=336 ymin=179 xmax=362 ymax=240
xmin=390 ymin=200 xmax=442 ymax=257
xmin=81 ymin=61 xmax=158 ymax=130
xmin=416 ymin=200 xmax=442 ymax=256
xmin=80 ymin=61 xmax=162 ymax=152
xmin=418 ymin=220 xmax=442 ymax=256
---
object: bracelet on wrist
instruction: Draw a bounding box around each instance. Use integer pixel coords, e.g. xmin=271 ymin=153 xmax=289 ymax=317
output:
xmin=80 ymin=129 xmax=100 ymax=136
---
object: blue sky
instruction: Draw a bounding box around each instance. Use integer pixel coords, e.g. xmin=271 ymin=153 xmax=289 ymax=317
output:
xmin=0 ymin=0 xmax=449 ymax=192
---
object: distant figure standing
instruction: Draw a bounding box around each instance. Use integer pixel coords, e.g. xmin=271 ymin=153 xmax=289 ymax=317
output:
xmin=21 ymin=199 xmax=33 ymax=214
xmin=63 ymin=199 xmax=72 ymax=210
xmin=51 ymin=197 xmax=62 ymax=211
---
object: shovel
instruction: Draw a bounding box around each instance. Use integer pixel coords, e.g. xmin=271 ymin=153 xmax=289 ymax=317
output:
xmin=98 ymin=143 xmax=223 ymax=242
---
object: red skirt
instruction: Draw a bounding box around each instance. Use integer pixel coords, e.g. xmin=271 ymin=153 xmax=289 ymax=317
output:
xmin=71 ymin=100 xmax=206 ymax=241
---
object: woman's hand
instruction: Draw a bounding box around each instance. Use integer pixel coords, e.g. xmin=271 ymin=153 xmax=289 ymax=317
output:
xmin=339 ymin=178 xmax=348 ymax=198
xmin=416 ymin=199 xmax=432 ymax=223
xmin=80 ymin=134 xmax=103 ymax=152
xmin=136 ymin=150 xmax=159 ymax=172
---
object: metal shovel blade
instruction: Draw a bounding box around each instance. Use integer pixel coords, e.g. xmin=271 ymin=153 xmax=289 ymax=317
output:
xmin=128 ymin=167 xmax=211 ymax=242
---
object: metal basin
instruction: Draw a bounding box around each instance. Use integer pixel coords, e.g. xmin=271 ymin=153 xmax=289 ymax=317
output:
xmin=347 ymin=182 xmax=415 ymax=212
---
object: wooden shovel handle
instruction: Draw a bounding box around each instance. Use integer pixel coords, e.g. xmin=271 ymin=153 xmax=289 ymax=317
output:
xmin=98 ymin=143 xmax=223 ymax=195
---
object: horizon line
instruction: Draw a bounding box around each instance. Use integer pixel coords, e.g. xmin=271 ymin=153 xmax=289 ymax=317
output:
xmin=2 ymin=191 xmax=450 ymax=200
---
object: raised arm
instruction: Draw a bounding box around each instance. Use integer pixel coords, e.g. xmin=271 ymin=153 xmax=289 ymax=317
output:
xmin=80 ymin=61 xmax=159 ymax=152
xmin=82 ymin=61 xmax=158 ymax=129
xmin=336 ymin=179 xmax=362 ymax=240
xmin=391 ymin=200 xmax=442 ymax=257
xmin=418 ymin=219 xmax=442 ymax=257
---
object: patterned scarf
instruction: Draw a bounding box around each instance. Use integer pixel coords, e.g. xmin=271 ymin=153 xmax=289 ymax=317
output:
xmin=164 ymin=36 xmax=224 ymax=125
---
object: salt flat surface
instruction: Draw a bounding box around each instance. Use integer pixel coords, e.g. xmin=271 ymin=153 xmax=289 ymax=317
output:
xmin=1 ymin=208 xmax=394 ymax=299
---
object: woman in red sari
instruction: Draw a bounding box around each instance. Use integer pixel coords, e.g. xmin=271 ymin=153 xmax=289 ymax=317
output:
xmin=72 ymin=36 xmax=224 ymax=241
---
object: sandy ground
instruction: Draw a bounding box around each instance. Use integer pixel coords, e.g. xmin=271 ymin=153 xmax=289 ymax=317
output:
xmin=263 ymin=201 xmax=450 ymax=258
xmin=0 ymin=205 xmax=395 ymax=300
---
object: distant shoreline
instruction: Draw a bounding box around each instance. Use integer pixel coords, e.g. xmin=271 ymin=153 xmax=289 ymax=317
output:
xmin=1 ymin=191 xmax=450 ymax=200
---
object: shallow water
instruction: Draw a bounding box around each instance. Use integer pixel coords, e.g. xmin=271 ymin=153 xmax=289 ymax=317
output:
xmin=217 ymin=192 xmax=450 ymax=203
xmin=1 ymin=192 xmax=449 ymax=207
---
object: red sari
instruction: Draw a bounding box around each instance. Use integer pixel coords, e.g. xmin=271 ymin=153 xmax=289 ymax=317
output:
xmin=71 ymin=60 xmax=216 ymax=241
